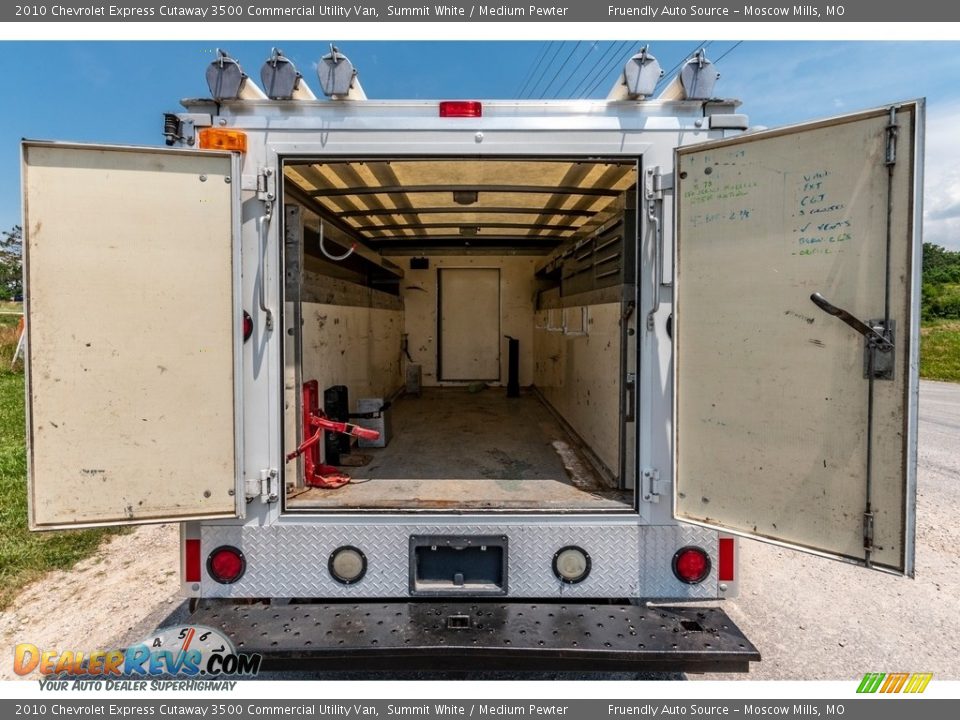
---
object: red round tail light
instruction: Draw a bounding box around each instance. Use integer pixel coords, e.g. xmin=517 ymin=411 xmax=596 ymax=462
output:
xmin=672 ymin=546 xmax=711 ymax=584
xmin=207 ymin=546 xmax=246 ymax=584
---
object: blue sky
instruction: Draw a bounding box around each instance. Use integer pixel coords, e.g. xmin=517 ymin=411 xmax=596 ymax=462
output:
xmin=3 ymin=40 xmax=960 ymax=248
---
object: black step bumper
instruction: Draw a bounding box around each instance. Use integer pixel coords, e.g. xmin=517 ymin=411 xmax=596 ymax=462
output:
xmin=188 ymin=600 xmax=760 ymax=673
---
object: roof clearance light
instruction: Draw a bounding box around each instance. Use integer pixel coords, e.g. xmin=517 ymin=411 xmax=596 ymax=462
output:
xmin=439 ymin=101 xmax=482 ymax=118
xmin=199 ymin=128 xmax=248 ymax=153
xmin=243 ymin=311 xmax=253 ymax=342
xmin=672 ymin=546 xmax=711 ymax=585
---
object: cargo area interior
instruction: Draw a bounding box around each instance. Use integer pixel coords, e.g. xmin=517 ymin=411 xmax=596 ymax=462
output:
xmin=281 ymin=157 xmax=638 ymax=512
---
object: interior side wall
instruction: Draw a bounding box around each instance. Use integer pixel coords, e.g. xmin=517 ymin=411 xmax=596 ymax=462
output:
xmin=285 ymin=297 xmax=402 ymax=491
xmin=533 ymin=303 xmax=622 ymax=478
xmin=400 ymin=255 xmax=540 ymax=387
xmin=300 ymin=302 xmax=404 ymax=403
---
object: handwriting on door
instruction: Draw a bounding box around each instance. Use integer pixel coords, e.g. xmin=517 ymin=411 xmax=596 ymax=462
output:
xmin=792 ymin=170 xmax=853 ymax=257
xmin=684 ymin=178 xmax=757 ymax=228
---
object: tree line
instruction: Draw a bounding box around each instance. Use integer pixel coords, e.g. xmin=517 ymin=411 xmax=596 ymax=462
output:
xmin=922 ymin=242 xmax=960 ymax=320
xmin=0 ymin=224 xmax=20 ymax=301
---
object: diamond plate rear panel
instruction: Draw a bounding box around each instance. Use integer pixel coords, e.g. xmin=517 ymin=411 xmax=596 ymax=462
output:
xmin=200 ymin=523 xmax=719 ymax=600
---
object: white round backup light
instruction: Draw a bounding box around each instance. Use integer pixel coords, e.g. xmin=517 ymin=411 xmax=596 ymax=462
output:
xmin=329 ymin=546 xmax=367 ymax=585
xmin=552 ymin=546 xmax=591 ymax=584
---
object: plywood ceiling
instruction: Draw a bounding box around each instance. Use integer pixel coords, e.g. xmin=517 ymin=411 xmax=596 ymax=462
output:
xmin=284 ymin=159 xmax=636 ymax=249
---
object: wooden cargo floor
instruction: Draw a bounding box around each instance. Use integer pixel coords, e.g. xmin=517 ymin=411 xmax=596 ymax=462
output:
xmin=286 ymin=388 xmax=631 ymax=511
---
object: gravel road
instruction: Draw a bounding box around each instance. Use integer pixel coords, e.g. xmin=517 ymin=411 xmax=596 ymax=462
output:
xmin=2 ymin=381 xmax=958 ymax=681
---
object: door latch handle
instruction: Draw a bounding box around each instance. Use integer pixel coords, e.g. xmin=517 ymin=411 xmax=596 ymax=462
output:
xmin=809 ymin=293 xmax=893 ymax=349
xmin=809 ymin=293 xmax=895 ymax=380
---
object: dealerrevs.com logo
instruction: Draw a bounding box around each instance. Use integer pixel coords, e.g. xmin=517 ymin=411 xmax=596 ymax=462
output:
xmin=13 ymin=625 xmax=262 ymax=682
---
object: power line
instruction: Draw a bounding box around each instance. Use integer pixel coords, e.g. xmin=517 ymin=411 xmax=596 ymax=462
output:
xmin=556 ymin=40 xmax=730 ymax=101
xmin=580 ymin=42 xmax=632 ymax=99
xmin=568 ymin=41 xmax=622 ymax=99
xmin=652 ymin=41 xmax=709 ymax=96
xmin=524 ymin=42 xmax=565 ymax=99
xmin=714 ymin=41 xmax=743 ymax=64
xmin=576 ymin=41 xmax=630 ymax=99
xmin=581 ymin=41 xmax=637 ymax=99
xmin=515 ymin=42 xmax=551 ymax=99
xmin=539 ymin=41 xmax=582 ymax=99
xmin=654 ymin=42 xmax=708 ymax=93
xmin=552 ymin=41 xmax=600 ymax=99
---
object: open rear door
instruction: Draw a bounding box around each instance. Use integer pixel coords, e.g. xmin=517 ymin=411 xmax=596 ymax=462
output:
xmin=674 ymin=103 xmax=921 ymax=575
xmin=23 ymin=142 xmax=243 ymax=529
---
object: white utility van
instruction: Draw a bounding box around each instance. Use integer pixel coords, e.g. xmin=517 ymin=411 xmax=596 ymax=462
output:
xmin=20 ymin=47 xmax=922 ymax=672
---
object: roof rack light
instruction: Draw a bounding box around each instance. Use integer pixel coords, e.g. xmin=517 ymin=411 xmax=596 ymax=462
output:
xmin=657 ymin=49 xmax=720 ymax=101
xmin=261 ymin=48 xmax=316 ymax=101
xmin=607 ymin=46 xmax=663 ymax=101
xmin=206 ymin=49 xmax=267 ymax=101
xmin=318 ymin=44 xmax=367 ymax=100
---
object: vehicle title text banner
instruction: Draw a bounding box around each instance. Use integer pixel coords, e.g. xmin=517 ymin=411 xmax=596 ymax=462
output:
xmin=3 ymin=699 xmax=960 ymax=719
xmin=3 ymin=0 xmax=957 ymax=23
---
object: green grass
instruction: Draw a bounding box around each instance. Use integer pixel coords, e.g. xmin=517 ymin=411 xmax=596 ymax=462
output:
xmin=920 ymin=320 xmax=960 ymax=383
xmin=923 ymin=282 xmax=960 ymax=321
xmin=0 ymin=365 xmax=126 ymax=610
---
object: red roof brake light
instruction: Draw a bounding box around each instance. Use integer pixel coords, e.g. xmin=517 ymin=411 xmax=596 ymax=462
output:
xmin=439 ymin=101 xmax=482 ymax=118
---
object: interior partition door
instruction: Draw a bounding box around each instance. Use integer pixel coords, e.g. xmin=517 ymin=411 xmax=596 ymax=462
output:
xmin=438 ymin=268 xmax=501 ymax=381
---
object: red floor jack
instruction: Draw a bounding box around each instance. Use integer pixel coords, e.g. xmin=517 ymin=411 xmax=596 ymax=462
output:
xmin=285 ymin=380 xmax=380 ymax=488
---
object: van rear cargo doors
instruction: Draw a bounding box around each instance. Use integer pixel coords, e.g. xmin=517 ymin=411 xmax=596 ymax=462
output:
xmin=673 ymin=103 xmax=922 ymax=575
xmin=22 ymin=142 xmax=244 ymax=528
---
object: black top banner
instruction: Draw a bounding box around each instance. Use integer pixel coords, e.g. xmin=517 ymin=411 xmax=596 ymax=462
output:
xmin=2 ymin=0 xmax=954 ymax=22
